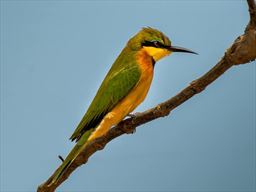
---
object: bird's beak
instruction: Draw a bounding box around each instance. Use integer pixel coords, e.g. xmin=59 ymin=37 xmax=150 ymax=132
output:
xmin=167 ymin=45 xmax=198 ymax=55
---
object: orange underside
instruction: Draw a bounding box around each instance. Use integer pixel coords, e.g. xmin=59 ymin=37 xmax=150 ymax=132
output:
xmin=88 ymin=49 xmax=154 ymax=141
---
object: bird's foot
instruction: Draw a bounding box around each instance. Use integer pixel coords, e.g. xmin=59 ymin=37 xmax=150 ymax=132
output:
xmin=127 ymin=113 xmax=138 ymax=118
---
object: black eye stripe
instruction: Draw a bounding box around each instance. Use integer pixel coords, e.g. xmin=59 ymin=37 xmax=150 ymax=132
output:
xmin=142 ymin=40 xmax=165 ymax=48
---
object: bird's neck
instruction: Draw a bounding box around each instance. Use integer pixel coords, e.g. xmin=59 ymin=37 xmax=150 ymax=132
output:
xmin=136 ymin=49 xmax=155 ymax=74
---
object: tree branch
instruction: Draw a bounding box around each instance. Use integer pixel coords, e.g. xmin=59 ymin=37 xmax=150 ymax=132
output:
xmin=38 ymin=0 xmax=256 ymax=191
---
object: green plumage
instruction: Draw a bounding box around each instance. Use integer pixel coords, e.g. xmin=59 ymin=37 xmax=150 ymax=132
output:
xmin=70 ymin=47 xmax=141 ymax=142
xmin=70 ymin=27 xmax=170 ymax=142
xmin=51 ymin=47 xmax=141 ymax=183
xmin=50 ymin=27 xmax=172 ymax=184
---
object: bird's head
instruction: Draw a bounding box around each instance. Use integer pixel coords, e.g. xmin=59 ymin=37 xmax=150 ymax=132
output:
xmin=128 ymin=27 xmax=197 ymax=62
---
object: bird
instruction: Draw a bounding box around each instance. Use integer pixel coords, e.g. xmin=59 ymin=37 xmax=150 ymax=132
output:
xmin=50 ymin=27 xmax=197 ymax=184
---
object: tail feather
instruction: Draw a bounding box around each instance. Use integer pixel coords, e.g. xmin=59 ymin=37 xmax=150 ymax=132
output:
xmin=50 ymin=129 xmax=94 ymax=185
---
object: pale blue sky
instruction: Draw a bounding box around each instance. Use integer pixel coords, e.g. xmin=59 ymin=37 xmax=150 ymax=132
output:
xmin=1 ymin=1 xmax=255 ymax=192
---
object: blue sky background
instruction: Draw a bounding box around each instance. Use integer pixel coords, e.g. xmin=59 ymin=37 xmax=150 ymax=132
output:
xmin=1 ymin=1 xmax=255 ymax=191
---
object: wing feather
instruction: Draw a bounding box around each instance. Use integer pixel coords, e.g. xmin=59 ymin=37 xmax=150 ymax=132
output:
xmin=70 ymin=58 xmax=141 ymax=142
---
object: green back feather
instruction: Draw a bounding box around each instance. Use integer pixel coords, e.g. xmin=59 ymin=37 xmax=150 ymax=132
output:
xmin=70 ymin=47 xmax=141 ymax=141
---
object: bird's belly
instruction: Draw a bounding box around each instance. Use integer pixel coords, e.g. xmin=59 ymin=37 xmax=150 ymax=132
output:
xmin=88 ymin=72 xmax=153 ymax=142
xmin=113 ymin=72 xmax=153 ymax=117
xmin=88 ymin=49 xmax=154 ymax=141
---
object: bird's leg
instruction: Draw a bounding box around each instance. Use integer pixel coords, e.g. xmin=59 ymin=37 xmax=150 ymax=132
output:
xmin=127 ymin=113 xmax=136 ymax=118
xmin=124 ymin=112 xmax=140 ymax=133
xmin=127 ymin=112 xmax=139 ymax=118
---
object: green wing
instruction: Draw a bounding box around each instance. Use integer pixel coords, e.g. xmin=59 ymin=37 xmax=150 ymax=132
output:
xmin=70 ymin=52 xmax=141 ymax=142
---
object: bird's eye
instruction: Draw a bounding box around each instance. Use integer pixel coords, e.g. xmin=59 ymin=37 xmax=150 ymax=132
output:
xmin=152 ymin=41 xmax=160 ymax=47
xmin=141 ymin=40 xmax=162 ymax=48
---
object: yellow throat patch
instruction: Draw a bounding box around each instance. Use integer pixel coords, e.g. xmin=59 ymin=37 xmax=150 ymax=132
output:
xmin=142 ymin=46 xmax=171 ymax=61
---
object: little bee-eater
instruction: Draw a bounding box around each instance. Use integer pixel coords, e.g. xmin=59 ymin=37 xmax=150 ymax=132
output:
xmin=51 ymin=27 xmax=197 ymax=184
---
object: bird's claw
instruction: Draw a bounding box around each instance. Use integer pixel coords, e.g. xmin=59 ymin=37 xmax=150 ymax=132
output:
xmin=127 ymin=113 xmax=137 ymax=118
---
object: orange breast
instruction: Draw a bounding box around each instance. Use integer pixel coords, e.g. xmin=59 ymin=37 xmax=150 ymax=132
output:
xmin=88 ymin=49 xmax=154 ymax=141
xmin=109 ymin=49 xmax=154 ymax=114
xmin=136 ymin=48 xmax=154 ymax=77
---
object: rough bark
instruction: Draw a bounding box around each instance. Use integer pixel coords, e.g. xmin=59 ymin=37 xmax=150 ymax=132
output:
xmin=38 ymin=0 xmax=256 ymax=191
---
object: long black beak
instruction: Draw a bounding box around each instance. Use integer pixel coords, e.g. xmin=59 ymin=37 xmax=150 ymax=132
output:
xmin=167 ymin=45 xmax=198 ymax=54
